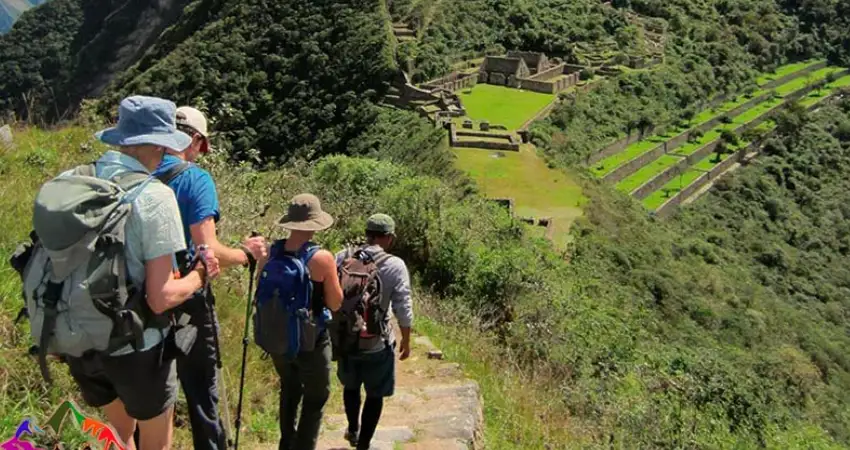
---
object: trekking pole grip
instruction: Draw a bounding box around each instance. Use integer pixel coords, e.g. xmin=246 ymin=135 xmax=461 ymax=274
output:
xmin=248 ymin=230 xmax=261 ymax=272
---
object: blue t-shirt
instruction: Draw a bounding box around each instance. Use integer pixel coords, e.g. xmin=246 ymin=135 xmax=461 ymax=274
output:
xmin=154 ymin=155 xmax=221 ymax=256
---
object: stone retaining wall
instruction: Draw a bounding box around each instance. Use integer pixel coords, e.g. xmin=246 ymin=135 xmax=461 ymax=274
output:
xmin=654 ymin=147 xmax=747 ymax=218
xmin=603 ymin=144 xmax=672 ymax=184
xmin=421 ymin=73 xmax=479 ymax=92
xmin=653 ymin=82 xmax=846 ymax=218
xmin=527 ymin=63 xmax=569 ymax=81
xmin=589 ymin=64 xmax=835 ymax=166
xmin=588 ymin=91 xmax=738 ymax=165
xmin=602 ymin=92 xmax=772 ymax=184
xmin=518 ymin=96 xmax=561 ymax=132
xmin=761 ymin=61 xmax=828 ymax=90
xmin=449 ymin=124 xmax=520 ymax=151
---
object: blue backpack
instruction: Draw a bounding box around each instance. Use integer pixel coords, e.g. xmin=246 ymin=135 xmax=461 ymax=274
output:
xmin=253 ymin=240 xmax=327 ymax=357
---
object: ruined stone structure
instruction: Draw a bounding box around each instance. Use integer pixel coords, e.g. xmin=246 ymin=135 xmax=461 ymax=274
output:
xmin=421 ymin=72 xmax=478 ymax=92
xmin=449 ymin=123 xmax=520 ymax=151
xmin=479 ymin=56 xmax=531 ymax=88
xmin=506 ymin=51 xmax=550 ymax=74
xmin=383 ymin=71 xmax=467 ymax=125
xmin=479 ymin=51 xmax=589 ymax=94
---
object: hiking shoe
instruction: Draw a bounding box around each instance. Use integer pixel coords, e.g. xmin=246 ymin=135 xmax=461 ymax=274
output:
xmin=344 ymin=429 xmax=359 ymax=447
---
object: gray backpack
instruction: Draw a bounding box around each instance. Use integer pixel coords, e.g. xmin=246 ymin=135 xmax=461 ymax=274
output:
xmin=16 ymin=163 xmax=169 ymax=383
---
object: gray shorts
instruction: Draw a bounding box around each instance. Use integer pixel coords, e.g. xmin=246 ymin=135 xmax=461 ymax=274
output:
xmin=337 ymin=344 xmax=396 ymax=398
xmin=65 ymin=340 xmax=178 ymax=421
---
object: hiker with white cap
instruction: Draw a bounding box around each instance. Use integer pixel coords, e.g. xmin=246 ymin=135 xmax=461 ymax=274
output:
xmin=20 ymin=95 xmax=221 ymax=450
xmin=142 ymin=105 xmax=267 ymax=450
xmin=252 ymin=193 xmax=344 ymax=450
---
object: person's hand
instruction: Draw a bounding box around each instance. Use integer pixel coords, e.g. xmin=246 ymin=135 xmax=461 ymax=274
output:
xmin=399 ymin=339 xmax=411 ymax=361
xmin=242 ymin=235 xmax=268 ymax=265
xmin=198 ymin=246 xmax=221 ymax=280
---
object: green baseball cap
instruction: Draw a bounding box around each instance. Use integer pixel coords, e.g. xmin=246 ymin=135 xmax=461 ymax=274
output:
xmin=366 ymin=213 xmax=395 ymax=235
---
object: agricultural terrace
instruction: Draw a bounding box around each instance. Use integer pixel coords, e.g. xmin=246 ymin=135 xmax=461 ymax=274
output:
xmin=755 ymin=59 xmax=823 ymax=85
xmin=614 ymin=66 xmax=844 ymax=196
xmin=459 ymin=84 xmax=555 ymax=130
xmin=590 ymin=62 xmax=840 ymax=178
xmin=644 ymin=74 xmax=850 ymax=210
xmin=588 ymin=60 xmax=850 ymax=215
xmin=453 ymin=144 xmax=586 ymax=248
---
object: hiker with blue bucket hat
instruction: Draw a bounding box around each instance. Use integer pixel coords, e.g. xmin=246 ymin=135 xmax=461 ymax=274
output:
xmin=16 ymin=95 xmax=222 ymax=450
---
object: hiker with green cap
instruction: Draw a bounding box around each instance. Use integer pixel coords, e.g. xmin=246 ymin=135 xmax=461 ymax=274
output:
xmin=17 ymin=95 xmax=221 ymax=450
xmin=333 ymin=213 xmax=413 ymax=450
xmin=252 ymin=193 xmax=344 ymax=450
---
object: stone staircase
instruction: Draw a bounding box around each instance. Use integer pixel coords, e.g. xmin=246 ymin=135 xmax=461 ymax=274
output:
xmin=251 ymin=326 xmax=484 ymax=450
xmin=392 ymin=22 xmax=417 ymax=42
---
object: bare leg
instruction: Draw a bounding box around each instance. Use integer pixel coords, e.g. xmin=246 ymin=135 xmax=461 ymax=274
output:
xmin=102 ymin=399 xmax=137 ymax=450
xmin=136 ymin=405 xmax=175 ymax=450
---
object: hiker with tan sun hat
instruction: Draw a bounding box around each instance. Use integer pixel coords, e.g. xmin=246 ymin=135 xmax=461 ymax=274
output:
xmin=252 ymin=193 xmax=343 ymax=450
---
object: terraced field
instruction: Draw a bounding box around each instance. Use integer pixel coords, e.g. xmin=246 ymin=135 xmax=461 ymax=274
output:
xmin=588 ymin=60 xmax=850 ymax=216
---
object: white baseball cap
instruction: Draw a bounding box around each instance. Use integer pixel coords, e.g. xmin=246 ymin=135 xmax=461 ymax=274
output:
xmin=176 ymin=106 xmax=211 ymax=153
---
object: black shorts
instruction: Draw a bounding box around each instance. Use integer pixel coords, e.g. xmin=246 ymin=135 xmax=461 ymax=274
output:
xmin=65 ymin=340 xmax=178 ymax=421
xmin=337 ymin=344 xmax=396 ymax=398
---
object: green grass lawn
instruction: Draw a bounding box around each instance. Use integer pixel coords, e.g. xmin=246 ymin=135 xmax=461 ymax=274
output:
xmin=756 ymin=59 xmax=822 ymax=85
xmin=799 ymin=75 xmax=850 ymax=107
xmin=589 ymin=134 xmax=668 ymax=177
xmin=774 ymin=67 xmax=846 ymax=97
xmin=453 ymin=144 xmax=586 ymax=248
xmin=615 ymin=154 xmax=685 ymax=193
xmin=642 ymin=169 xmax=706 ymax=210
xmin=459 ymin=84 xmax=555 ymax=130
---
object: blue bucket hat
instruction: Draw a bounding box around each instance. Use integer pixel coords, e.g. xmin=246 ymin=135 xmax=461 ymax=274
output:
xmin=95 ymin=96 xmax=192 ymax=152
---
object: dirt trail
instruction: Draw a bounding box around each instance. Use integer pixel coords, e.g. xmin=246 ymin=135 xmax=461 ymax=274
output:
xmin=252 ymin=323 xmax=484 ymax=450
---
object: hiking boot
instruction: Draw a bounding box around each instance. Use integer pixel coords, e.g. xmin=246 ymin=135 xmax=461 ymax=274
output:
xmin=344 ymin=429 xmax=359 ymax=447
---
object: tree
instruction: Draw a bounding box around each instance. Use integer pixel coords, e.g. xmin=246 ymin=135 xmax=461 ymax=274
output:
xmin=637 ymin=112 xmax=657 ymax=139
xmin=775 ymin=101 xmax=808 ymax=146
xmin=720 ymin=129 xmax=740 ymax=147
xmin=682 ymin=108 xmax=696 ymax=127
xmin=713 ymin=141 xmax=729 ymax=163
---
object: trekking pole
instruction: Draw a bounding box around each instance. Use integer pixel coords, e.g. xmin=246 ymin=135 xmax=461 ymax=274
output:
xmin=234 ymin=231 xmax=260 ymax=450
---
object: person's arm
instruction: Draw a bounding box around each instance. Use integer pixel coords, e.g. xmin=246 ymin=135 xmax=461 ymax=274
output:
xmin=190 ymin=217 xmax=266 ymax=268
xmin=387 ymin=258 xmax=414 ymax=360
xmin=309 ymin=250 xmax=343 ymax=312
xmin=138 ymin=185 xmax=220 ymax=314
xmin=145 ymin=254 xmax=209 ymax=314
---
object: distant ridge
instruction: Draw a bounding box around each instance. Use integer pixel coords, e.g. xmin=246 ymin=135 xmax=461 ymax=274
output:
xmin=0 ymin=0 xmax=47 ymax=33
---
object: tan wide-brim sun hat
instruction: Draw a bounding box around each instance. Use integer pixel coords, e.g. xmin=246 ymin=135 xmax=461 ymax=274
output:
xmin=278 ymin=193 xmax=335 ymax=231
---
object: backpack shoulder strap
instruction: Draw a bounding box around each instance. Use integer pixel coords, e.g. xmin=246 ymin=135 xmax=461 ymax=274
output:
xmin=156 ymin=161 xmax=192 ymax=185
xmin=268 ymin=239 xmax=287 ymax=260
xmin=73 ymin=163 xmax=97 ymax=177
xmin=372 ymin=250 xmax=393 ymax=266
xmin=301 ymin=243 xmax=321 ymax=265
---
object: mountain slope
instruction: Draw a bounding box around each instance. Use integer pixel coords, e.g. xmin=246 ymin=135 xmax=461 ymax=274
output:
xmin=0 ymin=0 xmax=47 ymax=33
